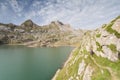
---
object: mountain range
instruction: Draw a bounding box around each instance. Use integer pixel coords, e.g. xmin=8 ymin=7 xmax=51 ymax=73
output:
xmin=0 ymin=20 xmax=83 ymax=47
xmin=0 ymin=15 xmax=120 ymax=80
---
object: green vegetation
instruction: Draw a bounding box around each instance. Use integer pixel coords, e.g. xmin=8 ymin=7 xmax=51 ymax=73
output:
xmin=92 ymin=69 xmax=111 ymax=80
xmin=102 ymin=24 xmax=107 ymax=28
xmin=107 ymin=44 xmax=117 ymax=53
xmin=82 ymin=49 xmax=111 ymax=80
xmin=114 ymin=32 xmax=120 ymax=38
xmin=55 ymin=48 xmax=113 ymax=80
xmin=96 ymin=34 xmax=101 ymax=38
xmin=111 ymin=15 xmax=120 ymax=23
xmin=73 ymin=48 xmax=80 ymax=56
xmin=54 ymin=16 xmax=120 ymax=80
xmin=55 ymin=48 xmax=81 ymax=80
xmin=93 ymin=55 xmax=120 ymax=79
xmin=105 ymin=16 xmax=120 ymax=38
xmin=96 ymin=42 xmax=103 ymax=52
xmin=105 ymin=23 xmax=120 ymax=38
xmin=105 ymin=23 xmax=114 ymax=33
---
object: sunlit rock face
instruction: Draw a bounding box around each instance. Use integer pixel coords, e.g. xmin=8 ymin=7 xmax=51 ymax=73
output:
xmin=112 ymin=18 xmax=120 ymax=33
xmin=53 ymin=16 xmax=120 ymax=80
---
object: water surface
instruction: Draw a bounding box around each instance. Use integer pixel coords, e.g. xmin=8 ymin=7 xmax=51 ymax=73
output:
xmin=0 ymin=45 xmax=73 ymax=80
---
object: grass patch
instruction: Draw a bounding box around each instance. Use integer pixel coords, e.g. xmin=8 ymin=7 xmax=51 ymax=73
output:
xmin=106 ymin=23 xmax=120 ymax=38
xmin=93 ymin=55 xmax=120 ymax=79
xmin=55 ymin=48 xmax=118 ymax=80
xmin=96 ymin=42 xmax=103 ymax=52
xmin=55 ymin=48 xmax=82 ymax=80
xmin=96 ymin=34 xmax=101 ymax=38
xmin=92 ymin=69 xmax=111 ymax=80
xmin=83 ymin=49 xmax=111 ymax=80
xmin=73 ymin=48 xmax=80 ymax=56
xmin=107 ymin=44 xmax=117 ymax=53
xmin=102 ymin=24 xmax=107 ymax=28
xmin=105 ymin=16 xmax=120 ymax=38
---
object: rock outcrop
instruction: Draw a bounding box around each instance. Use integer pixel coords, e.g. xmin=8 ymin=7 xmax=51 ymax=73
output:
xmin=1 ymin=14 xmax=120 ymax=80
xmin=53 ymin=16 xmax=120 ymax=80
xmin=0 ymin=20 xmax=83 ymax=47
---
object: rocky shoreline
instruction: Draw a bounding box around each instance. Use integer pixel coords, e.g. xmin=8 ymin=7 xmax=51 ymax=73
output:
xmin=1 ymin=15 xmax=120 ymax=80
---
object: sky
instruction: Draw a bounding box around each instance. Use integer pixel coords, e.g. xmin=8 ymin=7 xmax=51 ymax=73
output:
xmin=0 ymin=0 xmax=120 ymax=29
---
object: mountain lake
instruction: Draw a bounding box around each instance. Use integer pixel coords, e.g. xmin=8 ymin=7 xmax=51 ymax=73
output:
xmin=0 ymin=45 xmax=73 ymax=80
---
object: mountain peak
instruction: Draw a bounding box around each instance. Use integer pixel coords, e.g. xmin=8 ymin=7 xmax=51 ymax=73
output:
xmin=21 ymin=19 xmax=34 ymax=27
xmin=24 ymin=19 xmax=33 ymax=23
xmin=51 ymin=20 xmax=64 ymax=25
xmin=49 ymin=20 xmax=73 ymax=32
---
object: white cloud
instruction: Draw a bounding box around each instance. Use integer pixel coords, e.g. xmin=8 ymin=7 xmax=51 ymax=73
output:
xmin=0 ymin=2 xmax=8 ymax=11
xmin=0 ymin=0 xmax=120 ymax=29
xmin=7 ymin=0 xmax=23 ymax=13
xmin=32 ymin=1 xmax=42 ymax=7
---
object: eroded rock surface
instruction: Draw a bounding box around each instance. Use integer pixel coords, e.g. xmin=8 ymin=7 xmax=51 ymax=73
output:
xmin=0 ymin=20 xmax=83 ymax=47
xmin=53 ymin=16 xmax=120 ymax=80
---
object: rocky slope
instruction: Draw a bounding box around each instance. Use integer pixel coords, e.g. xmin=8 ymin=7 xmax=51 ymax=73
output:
xmin=52 ymin=16 xmax=120 ymax=80
xmin=0 ymin=20 xmax=83 ymax=47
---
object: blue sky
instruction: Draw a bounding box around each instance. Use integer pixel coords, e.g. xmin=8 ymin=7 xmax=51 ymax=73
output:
xmin=0 ymin=0 xmax=120 ymax=29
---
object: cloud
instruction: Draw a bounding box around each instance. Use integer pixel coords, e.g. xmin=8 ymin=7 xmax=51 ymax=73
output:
xmin=0 ymin=0 xmax=120 ymax=29
xmin=32 ymin=1 xmax=42 ymax=8
xmin=0 ymin=3 xmax=7 ymax=11
xmin=28 ymin=0 xmax=84 ymax=25
xmin=25 ymin=0 xmax=120 ymax=29
xmin=7 ymin=0 xmax=23 ymax=15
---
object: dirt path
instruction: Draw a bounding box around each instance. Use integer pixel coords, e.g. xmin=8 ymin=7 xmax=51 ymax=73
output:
xmin=90 ymin=56 xmax=118 ymax=80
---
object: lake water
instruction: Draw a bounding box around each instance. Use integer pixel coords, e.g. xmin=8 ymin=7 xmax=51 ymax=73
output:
xmin=0 ymin=45 xmax=73 ymax=80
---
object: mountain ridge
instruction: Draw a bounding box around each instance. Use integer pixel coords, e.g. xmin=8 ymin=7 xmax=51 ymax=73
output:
xmin=0 ymin=19 xmax=83 ymax=47
xmin=52 ymin=15 xmax=120 ymax=80
xmin=0 ymin=16 xmax=120 ymax=80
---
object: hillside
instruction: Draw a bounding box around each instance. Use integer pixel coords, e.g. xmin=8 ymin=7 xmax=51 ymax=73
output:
xmin=0 ymin=15 xmax=120 ymax=80
xmin=0 ymin=20 xmax=83 ymax=47
xmin=52 ymin=16 xmax=120 ymax=80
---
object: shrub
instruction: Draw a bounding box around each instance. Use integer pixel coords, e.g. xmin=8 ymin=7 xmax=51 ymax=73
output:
xmin=105 ymin=16 xmax=120 ymax=38
xmin=96 ymin=34 xmax=101 ymax=38
xmin=107 ymin=44 xmax=117 ymax=53
xmin=96 ymin=42 xmax=103 ymax=52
